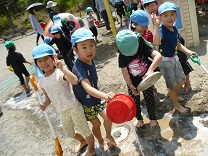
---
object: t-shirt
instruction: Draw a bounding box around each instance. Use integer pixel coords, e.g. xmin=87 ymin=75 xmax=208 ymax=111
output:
xmin=72 ymin=59 xmax=101 ymax=107
xmin=119 ymin=37 xmax=154 ymax=87
xmin=38 ymin=68 xmax=77 ymax=113
xmin=142 ymin=29 xmax=153 ymax=43
xmin=48 ymin=35 xmax=72 ymax=56
xmin=6 ymin=52 xmax=27 ymax=74
xmin=159 ymin=24 xmax=178 ymax=57
xmin=86 ymin=14 xmax=96 ymax=28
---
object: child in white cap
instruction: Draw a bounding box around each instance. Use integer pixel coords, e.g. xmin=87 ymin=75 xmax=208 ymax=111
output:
xmin=116 ymin=30 xmax=162 ymax=128
xmin=153 ymin=2 xmax=197 ymax=114
xmin=71 ymin=28 xmax=118 ymax=150
xmin=32 ymin=44 xmax=95 ymax=155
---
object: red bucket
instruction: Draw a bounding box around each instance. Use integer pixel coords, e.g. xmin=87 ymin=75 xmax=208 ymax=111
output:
xmin=106 ymin=94 xmax=136 ymax=124
xmin=94 ymin=20 xmax=99 ymax=26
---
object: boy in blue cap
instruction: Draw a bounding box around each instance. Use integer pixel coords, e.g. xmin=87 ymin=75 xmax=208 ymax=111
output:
xmin=32 ymin=44 xmax=95 ymax=155
xmin=153 ymin=2 xmax=197 ymax=114
xmin=71 ymin=28 xmax=118 ymax=149
xmin=5 ymin=41 xmax=32 ymax=95
xmin=116 ymin=30 xmax=162 ymax=128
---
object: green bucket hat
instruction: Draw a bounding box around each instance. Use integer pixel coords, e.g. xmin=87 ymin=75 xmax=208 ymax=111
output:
xmin=116 ymin=30 xmax=139 ymax=56
xmin=4 ymin=41 xmax=15 ymax=49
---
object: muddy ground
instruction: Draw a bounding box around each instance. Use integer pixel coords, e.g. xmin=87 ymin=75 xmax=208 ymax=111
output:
xmin=0 ymin=12 xmax=208 ymax=156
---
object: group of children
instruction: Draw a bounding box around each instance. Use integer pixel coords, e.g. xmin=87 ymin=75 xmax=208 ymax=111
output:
xmin=4 ymin=1 xmax=198 ymax=155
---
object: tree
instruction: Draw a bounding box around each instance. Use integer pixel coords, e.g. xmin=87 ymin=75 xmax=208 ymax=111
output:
xmin=0 ymin=0 xmax=15 ymax=29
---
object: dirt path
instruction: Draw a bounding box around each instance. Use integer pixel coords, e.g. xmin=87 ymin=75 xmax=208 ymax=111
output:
xmin=0 ymin=13 xmax=208 ymax=156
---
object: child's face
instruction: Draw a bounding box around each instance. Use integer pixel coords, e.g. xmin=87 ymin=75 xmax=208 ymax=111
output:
xmin=89 ymin=11 xmax=93 ymax=15
xmin=36 ymin=56 xmax=54 ymax=72
xmin=53 ymin=32 xmax=61 ymax=39
xmin=74 ymin=39 xmax=96 ymax=64
xmin=134 ymin=24 xmax=147 ymax=35
xmin=145 ymin=2 xmax=158 ymax=15
xmin=160 ymin=11 xmax=177 ymax=28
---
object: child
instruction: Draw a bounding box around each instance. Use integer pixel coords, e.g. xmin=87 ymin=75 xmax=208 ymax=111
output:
xmin=144 ymin=0 xmax=194 ymax=94
xmin=5 ymin=41 xmax=31 ymax=94
xmin=71 ymin=28 xmax=118 ymax=149
xmin=116 ymin=30 xmax=162 ymax=128
xmin=86 ymin=7 xmax=100 ymax=43
xmin=47 ymin=25 xmax=74 ymax=71
xmin=153 ymin=2 xmax=197 ymax=113
xmin=114 ymin=0 xmax=127 ymax=27
xmin=32 ymin=44 xmax=95 ymax=156
xmin=28 ymin=8 xmax=44 ymax=46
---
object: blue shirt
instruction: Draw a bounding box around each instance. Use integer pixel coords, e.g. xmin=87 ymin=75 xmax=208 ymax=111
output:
xmin=159 ymin=25 xmax=178 ymax=57
xmin=72 ymin=59 xmax=101 ymax=107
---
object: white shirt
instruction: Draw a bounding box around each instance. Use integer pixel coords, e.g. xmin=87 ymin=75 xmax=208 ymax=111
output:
xmin=38 ymin=68 xmax=78 ymax=113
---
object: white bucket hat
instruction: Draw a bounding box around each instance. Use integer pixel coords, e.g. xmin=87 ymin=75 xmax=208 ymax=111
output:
xmin=46 ymin=1 xmax=57 ymax=8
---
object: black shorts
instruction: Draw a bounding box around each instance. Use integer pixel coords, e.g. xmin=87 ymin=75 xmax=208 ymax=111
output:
xmin=89 ymin=26 xmax=98 ymax=37
xmin=15 ymin=68 xmax=30 ymax=85
xmin=180 ymin=61 xmax=193 ymax=75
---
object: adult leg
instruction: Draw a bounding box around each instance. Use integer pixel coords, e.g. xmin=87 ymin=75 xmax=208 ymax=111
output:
xmin=143 ymin=87 xmax=158 ymax=127
xmin=100 ymin=10 xmax=111 ymax=30
xmin=36 ymin=33 xmax=41 ymax=45
xmin=40 ymin=35 xmax=44 ymax=41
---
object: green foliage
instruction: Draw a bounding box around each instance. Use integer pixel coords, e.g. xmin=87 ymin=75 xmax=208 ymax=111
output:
xmin=0 ymin=0 xmax=92 ymax=35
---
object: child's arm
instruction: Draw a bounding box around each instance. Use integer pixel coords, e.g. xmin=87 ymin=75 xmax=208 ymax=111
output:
xmin=39 ymin=88 xmax=51 ymax=111
xmin=53 ymin=55 xmax=78 ymax=85
xmin=153 ymin=14 xmax=161 ymax=46
xmin=145 ymin=50 xmax=162 ymax=76
xmin=24 ymin=60 xmax=32 ymax=65
xmin=81 ymin=79 xmax=114 ymax=101
xmin=177 ymin=42 xmax=197 ymax=56
xmin=121 ymin=67 xmax=139 ymax=95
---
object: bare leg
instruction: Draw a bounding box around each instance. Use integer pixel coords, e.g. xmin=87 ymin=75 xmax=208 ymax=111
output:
xmin=150 ymin=120 xmax=158 ymax=128
xmin=99 ymin=110 xmax=118 ymax=147
xmin=175 ymin=80 xmax=185 ymax=101
xmin=82 ymin=134 xmax=96 ymax=156
xmin=183 ymin=74 xmax=191 ymax=94
xmin=73 ymin=131 xmax=88 ymax=152
xmin=22 ymin=84 xmax=28 ymax=92
xmin=25 ymin=76 xmax=30 ymax=90
xmin=90 ymin=117 xmax=104 ymax=145
xmin=168 ymin=88 xmax=189 ymax=113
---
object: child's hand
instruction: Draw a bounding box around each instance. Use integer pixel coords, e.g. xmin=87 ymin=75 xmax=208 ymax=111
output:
xmin=152 ymin=13 xmax=160 ymax=27
xmin=143 ymin=70 xmax=154 ymax=79
xmin=53 ymin=55 xmax=63 ymax=69
xmin=129 ymin=85 xmax=140 ymax=96
xmin=39 ymin=104 xmax=47 ymax=111
xmin=189 ymin=51 xmax=197 ymax=57
xmin=104 ymin=92 xmax=115 ymax=101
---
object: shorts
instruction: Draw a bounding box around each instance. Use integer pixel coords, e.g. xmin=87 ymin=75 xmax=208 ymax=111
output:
xmin=159 ymin=55 xmax=185 ymax=89
xmin=83 ymin=101 xmax=107 ymax=121
xmin=180 ymin=61 xmax=193 ymax=75
xmin=60 ymin=103 xmax=91 ymax=138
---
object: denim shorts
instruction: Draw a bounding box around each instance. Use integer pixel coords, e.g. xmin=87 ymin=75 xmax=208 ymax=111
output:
xmin=83 ymin=101 xmax=107 ymax=121
xmin=159 ymin=56 xmax=185 ymax=89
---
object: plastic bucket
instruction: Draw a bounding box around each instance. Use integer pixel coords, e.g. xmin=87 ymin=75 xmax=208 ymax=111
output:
xmin=94 ymin=20 xmax=99 ymax=26
xmin=106 ymin=94 xmax=136 ymax=124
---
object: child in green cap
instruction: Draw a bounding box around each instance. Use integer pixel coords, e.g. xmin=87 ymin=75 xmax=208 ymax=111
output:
xmin=5 ymin=41 xmax=31 ymax=94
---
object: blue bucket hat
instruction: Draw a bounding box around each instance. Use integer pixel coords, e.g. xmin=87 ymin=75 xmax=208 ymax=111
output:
xmin=158 ymin=2 xmax=177 ymax=15
xmin=130 ymin=10 xmax=149 ymax=26
xmin=143 ymin=0 xmax=158 ymax=5
xmin=50 ymin=25 xmax=62 ymax=34
xmin=71 ymin=28 xmax=94 ymax=46
xmin=32 ymin=44 xmax=55 ymax=59
xmin=116 ymin=30 xmax=139 ymax=56
xmin=44 ymin=36 xmax=52 ymax=44
xmin=32 ymin=44 xmax=56 ymax=78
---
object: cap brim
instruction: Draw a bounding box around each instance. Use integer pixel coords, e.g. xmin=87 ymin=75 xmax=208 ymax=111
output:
xmin=73 ymin=37 xmax=95 ymax=46
xmin=159 ymin=9 xmax=176 ymax=15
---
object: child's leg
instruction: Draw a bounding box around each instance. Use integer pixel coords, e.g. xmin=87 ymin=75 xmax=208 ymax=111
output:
xmin=25 ymin=75 xmax=30 ymax=90
xmin=73 ymin=131 xmax=88 ymax=152
xmin=90 ymin=117 xmax=105 ymax=145
xmin=168 ymin=88 xmax=189 ymax=113
xmin=128 ymin=86 xmax=144 ymax=128
xmin=98 ymin=109 xmax=118 ymax=147
xmin=143 ymin=87 xmax=158 ymax=128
